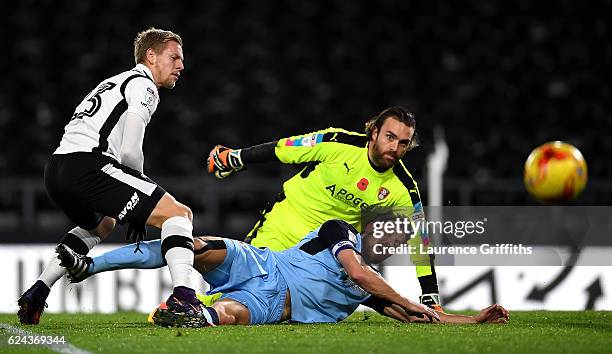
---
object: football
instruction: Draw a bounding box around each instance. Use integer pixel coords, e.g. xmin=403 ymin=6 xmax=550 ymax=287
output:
xmin=523 ymin=141 xmax=588 ymax=203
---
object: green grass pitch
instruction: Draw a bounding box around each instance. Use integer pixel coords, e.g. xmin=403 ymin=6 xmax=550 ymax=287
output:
xmin=0 ymin=311 xmax=610 ymax=353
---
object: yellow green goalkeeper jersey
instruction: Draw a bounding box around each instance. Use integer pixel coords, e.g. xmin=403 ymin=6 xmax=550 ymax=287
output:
xmin=248 ymin=127 xmax=425 ymax=252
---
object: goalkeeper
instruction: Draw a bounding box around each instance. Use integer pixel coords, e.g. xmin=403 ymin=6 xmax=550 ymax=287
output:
xmin=207 ymin=106 xmax=441 ymax=310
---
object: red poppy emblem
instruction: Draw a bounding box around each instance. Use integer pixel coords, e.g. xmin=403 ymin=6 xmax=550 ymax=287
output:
xmin=357 ymin=178 xmax=369 ymax=191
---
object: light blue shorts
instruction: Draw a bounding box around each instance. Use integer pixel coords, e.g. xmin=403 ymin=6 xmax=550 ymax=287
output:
xmin=202 ymin=239 xmax=288 ymax=324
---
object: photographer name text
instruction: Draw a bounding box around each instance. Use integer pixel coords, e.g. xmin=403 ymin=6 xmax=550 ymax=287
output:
xmin=373 ymin=243 xmax=533 ymax=256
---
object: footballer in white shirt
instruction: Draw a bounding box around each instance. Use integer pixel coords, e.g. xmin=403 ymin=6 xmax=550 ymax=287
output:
xmin=19 ymin=28 xmax=213 ymax=328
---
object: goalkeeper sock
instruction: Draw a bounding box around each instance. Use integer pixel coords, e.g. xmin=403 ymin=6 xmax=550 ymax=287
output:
xmin=38 ymin=227 xmax=101 ymax=288
xmin=197 ymin=292 xmax=223 ymax=306
xmin=161 ymin=216 xmax=195 ymax=290
xmin=416 ymin=265 xmax=439 ymax=294
xmin=90 ymin=240 xmax=165 ymax=274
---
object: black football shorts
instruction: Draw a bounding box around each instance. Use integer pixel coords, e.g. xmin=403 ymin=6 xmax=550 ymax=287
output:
xmin=44 ymin=152 xmax=166 ymax=230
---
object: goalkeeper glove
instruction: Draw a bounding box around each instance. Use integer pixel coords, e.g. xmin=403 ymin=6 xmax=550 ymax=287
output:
xmin=420 ymin=293 xmax=444 ymax=312
xmin=206 ymin=145 xmax=244 ymax=179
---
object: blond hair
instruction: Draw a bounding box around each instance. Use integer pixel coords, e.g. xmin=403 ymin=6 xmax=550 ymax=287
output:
xmin=133 ymin=28 xmax=183 ymax=64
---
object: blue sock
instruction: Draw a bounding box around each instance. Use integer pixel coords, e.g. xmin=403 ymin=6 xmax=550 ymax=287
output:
xmin=90 ymin=239 xmax=165 ymax=275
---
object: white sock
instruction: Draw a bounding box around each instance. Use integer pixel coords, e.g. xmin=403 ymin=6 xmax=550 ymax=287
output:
xmin=161 ymin=216 xmax=195 ymax=290
xmin=38 ymin=256 xmax=64 ymax=288
xmin=37 ymin=227 xmax=101 ymax=289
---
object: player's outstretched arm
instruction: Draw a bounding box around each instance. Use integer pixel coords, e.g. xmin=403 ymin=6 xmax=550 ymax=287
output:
xmin=407 ymin=304 xmax=509 ymax=324
xmin=206 ymin=128 xmax=361 ymax=178
xmin=362 ymin=295 xmax=509 ymax=324
xmin=206 ymin=141 xmax=279 ymax=179
xmin=361 ymin=295 xmax=415 ymax=323
xmin=383 ymin=303 xmax=509 ymax=324
xmin=337 ymin=248 xmax=439 ymax=322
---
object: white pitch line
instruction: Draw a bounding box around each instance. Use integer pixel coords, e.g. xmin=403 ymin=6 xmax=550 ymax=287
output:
xmin=0 ymin=323 xmax=92 ymax=354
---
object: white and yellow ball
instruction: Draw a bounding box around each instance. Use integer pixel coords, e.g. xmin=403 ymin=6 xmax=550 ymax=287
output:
xmin=524 ymin=141 xmax=588 ymax=203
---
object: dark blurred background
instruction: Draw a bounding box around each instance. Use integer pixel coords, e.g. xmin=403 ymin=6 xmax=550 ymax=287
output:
xmin=1 ymin=0 xmax=611 ymax=242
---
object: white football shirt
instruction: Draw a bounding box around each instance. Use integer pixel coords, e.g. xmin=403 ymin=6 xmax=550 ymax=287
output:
xmin=54 ymin=64 xmax=159 ymax=162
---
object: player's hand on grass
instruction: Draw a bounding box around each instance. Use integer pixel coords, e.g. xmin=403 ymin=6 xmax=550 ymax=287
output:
xmin=474 ymin=304 xmax=509 ymax=324
xmin=402 ymin=300 xmax=440 ymax=322
xmin=207 ymin=145 xmax=244 ymax=179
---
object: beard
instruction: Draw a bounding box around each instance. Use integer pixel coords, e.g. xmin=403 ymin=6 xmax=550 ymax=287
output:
xmin=370 ymin=141 xmax=398 ymax=170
